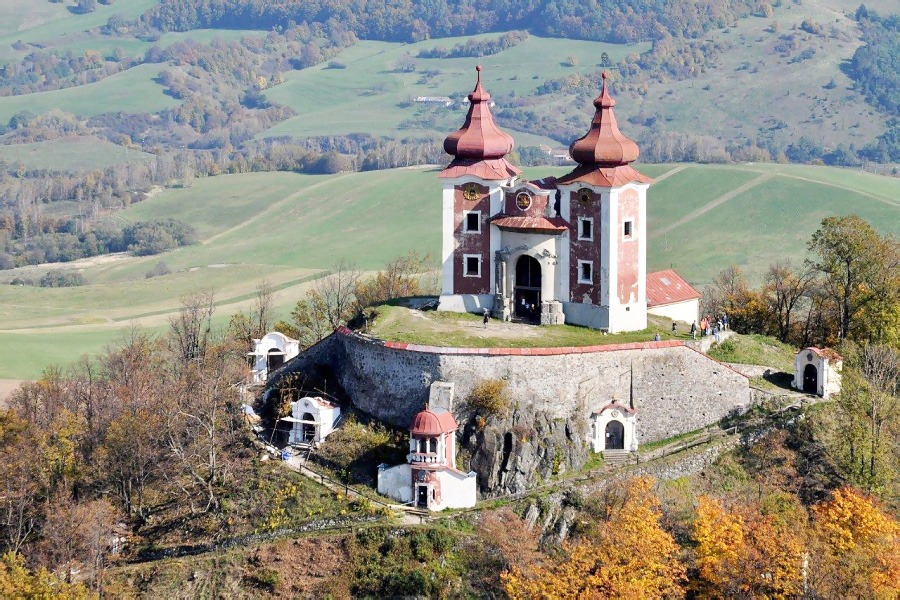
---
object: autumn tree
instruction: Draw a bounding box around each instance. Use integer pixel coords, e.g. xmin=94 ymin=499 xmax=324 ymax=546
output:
xmin=228 ymin=279 xmax=276 ymax=346
xmin=276 ymin=261 xmax=360 ymax=348
xmin=169 ymin=289 xmax=215 ymax=363
xmin=353 ymin=251 xmax=431 ymax=309
xmin=503 ymin=477 xmax=685 ymax=599
xmin=763 ymin=260 xmax=816 ymax=342
xmin=807 ymin=215 xmax=898 ymax=341
xmin=819 ymin=342 xmax=898 ymax=495
xmin=692 ymin=496 xmax=804 ymax=598
xmin=0 ymin=552 xmax=90 ymax=599
xmin=702 ymin=265 xmax=767 ymax=333
xmin=809 ymin=487 xmax=900 ymax=597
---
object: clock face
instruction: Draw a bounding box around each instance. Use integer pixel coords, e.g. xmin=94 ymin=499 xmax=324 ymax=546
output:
xmin=578 ymin=189 xmax=592 ymax=204
xmin=515 ymin=192 xmax=532 ymax=211
xmin=464 ymin=183 xmax=479 ymax=201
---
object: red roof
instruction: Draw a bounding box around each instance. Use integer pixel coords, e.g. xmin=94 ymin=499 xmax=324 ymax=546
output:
xmin=438 ymin=157 xmax=520 ymax=180
xmin=805 ymin=347 xmax=843 ymax=361
xmin=490 ymin=215 xmax=569 ymax=234
xmin=442 ymin=66 xmax=515 ymax=164
xmin=555 ymin=164 xmax=652 ymax=187
xmin=569 ymin=72 xmax=639 ymax=167
xmin=646 ymin=270 xmax=701 ymax=307
xmin=411 ymin=408 xmax=458 ymax=436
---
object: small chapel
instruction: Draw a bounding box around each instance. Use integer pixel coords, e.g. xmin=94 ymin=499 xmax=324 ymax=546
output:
xmin=437 ymin=67 xmax=689 ymax=333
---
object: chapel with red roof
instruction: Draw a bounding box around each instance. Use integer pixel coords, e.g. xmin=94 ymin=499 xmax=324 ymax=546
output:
xmin=437 ymin=67 xmax=700 ymax=332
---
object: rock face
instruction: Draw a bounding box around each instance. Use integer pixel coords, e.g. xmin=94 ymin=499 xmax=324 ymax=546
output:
xmin=267 ymin=328 xmax=753 ymax=496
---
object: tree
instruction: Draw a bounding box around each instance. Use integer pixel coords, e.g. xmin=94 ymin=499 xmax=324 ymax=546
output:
xmin=819 ymin=342 xmax=898 ymax=494
xmin=276 ymin=261 xmax=359 ymax=348
xmin=169 ymin=290 xmax=215 ymax=363
xmin=353 ymin=251 xmax=430 ymax=309
xmin=503 ymin=478 xmax=686 ymax=598
xmin=764 ymin=261 xmax=816 ymax=342
xmin=810 ymin=487 xmax=900 ymax=597
xmin=807 ymin=215 xmax=898 ymax=341
xmin=75 ymin=0 xmax=97 ymax=14
xmin=228 ymin=280 xmax=275 ymax=346
xmin=0 ymin=552 xmax=89 ymax=599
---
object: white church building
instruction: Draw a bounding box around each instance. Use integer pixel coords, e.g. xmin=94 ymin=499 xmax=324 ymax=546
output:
xmin=248 ymin=332 xmax=300 ymax=383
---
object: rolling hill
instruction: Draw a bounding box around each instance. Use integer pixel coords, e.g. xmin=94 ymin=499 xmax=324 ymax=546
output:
xmin=0 ymin=162 xmax=896 ymax=379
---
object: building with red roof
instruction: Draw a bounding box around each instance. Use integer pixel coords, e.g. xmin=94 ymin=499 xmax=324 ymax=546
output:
xmin=377 ymin=405 xmax=476 ymax=511
xmin=436 ymin=69 xmax=693 ymax=333
xmin=646 ymin=269 xmax=702 ymax=325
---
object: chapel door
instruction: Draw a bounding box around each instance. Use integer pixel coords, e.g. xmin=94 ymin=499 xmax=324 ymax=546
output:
xmin=416 ymin=485 xmax=429 ymax=509
xmin=514 ymin=255 xmax=542 ymax=322
xmin=605 ymin=420 xmax=625 ymax=450
xmin=267 ymin=349 xmax=284 ymax=371
xmin=301 ymin=412 xmax=316 ymax=442
xmin=803 ymin=364 xmax=818 ymax=395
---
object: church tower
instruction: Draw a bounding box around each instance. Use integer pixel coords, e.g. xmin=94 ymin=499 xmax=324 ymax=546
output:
xmin=556 ymin=72 xmax=652 ymax=332
xmin=437 ymin=66 xmax=520 ymax=313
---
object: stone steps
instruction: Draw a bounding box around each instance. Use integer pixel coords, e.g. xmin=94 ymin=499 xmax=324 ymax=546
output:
xmin=602 ymin=450 xmax=631 ymax=466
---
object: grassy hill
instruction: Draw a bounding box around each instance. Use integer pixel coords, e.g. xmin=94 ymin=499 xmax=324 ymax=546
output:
xmin=0 ymin=162 xmax=896 ymax=379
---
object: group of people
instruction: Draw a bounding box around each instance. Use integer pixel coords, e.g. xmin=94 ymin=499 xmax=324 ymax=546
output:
xmin=694 ymin=313 xmax=728 ymax=341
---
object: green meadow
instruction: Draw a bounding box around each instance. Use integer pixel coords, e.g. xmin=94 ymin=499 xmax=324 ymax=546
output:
xmin=0 ymin=136 xmax=154 ymax=170
xmin=0 ymin=162 xmax=897 ymax=378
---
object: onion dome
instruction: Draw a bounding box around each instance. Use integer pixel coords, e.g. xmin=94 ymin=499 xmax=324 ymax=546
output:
xmin=569 ymin=72 xmax=639 ymax=167
xmin=410 ymin=407 xmax=458 ymax=436
xmin=443 ymin=66 xmax=515 ymax=161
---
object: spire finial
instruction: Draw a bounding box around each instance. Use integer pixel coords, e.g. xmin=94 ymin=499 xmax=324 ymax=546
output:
xmin=475 ymin=64 xmax=482 ymax=84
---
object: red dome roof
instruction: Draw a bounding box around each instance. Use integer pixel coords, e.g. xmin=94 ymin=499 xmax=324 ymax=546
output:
xmin=443 ymin=66 xmax=515 ymax=161
xmin=569 ymin=72 xmax=639 ymax=167
xmin=410 ymin=408 xmax=458 ymax=436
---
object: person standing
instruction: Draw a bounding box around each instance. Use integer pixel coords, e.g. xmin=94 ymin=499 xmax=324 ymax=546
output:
xmin=482 ymin=308 xmax=490 ymax=329
xmin=690 ymin=321 xmax=697 ymax=339
xmin=700 ymin=316 xmax=708 ymax=336
xmin=671 ymin=322 xmax=678 ymax=335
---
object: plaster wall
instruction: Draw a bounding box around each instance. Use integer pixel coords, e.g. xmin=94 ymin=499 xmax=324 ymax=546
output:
xmin=648 ymin=299 xmax=700 ymax=326
xmin=377 ymin=464 xmax=412 ymax=503
xmin=435 ymin=470 xmax=477 ymax=509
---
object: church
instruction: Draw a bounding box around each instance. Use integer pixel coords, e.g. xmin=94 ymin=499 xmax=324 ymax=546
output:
xmin=437 ymin=67 xmax=693 ymax=333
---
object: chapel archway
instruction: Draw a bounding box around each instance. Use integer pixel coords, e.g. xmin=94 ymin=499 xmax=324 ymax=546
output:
xmin=803 ymin=364 xmax=818 ymax=395
xmin=605 ymin=420 xmax=625 ymax=450
xmin=514 ymin=255 xmax=542 ymax=322
xmin=267 ymin=348 xmax=285 ymax=371
xmin=301 ymin=412 xmax=316 ymax=442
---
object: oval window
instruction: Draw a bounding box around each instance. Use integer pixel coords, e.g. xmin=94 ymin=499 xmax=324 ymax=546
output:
xmin=515 ymin=192 xmax=532 ymax=211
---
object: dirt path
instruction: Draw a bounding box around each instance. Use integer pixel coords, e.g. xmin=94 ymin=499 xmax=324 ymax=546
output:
xmin=776 ymin=172 xmax=900 ymax=208
xmin=651 ymin=164 xmax=688 ymax=182
xmin=0 ymin=379 xmax=25 ymax=408
xmin=201 ymin=173 xmax=351 ymax=246
xmin=649 ymin=172 xmax=774 ymax=239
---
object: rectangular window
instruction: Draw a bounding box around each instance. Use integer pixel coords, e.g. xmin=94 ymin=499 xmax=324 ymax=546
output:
xmin=464 ymin=211 xmax=481 ymax=233
xmin=623 ymin=220 xmax=633 ymax=239
xmin=578 ymin=217 xmax=593 ymax=241
xmin=464 ymin=254 xmax=481 ymax=277
xmin=578 ymin=260 xmax=593 ymax=284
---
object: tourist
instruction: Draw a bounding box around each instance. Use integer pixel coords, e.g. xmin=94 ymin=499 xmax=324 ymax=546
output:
xmin=654 ymin=333 xmax=662 ymax=341
xmin=723 ymin=312 xmax=729 ymax=330
xmin=690 ymin=321 xmax=697 ymax=339
xmin=714 ymin=324 xmax=721 ymax=343
xmin=671 ymin=322 xmax=677 ymax=335
xmin=700 ymin=316 xmax=708 ymax=336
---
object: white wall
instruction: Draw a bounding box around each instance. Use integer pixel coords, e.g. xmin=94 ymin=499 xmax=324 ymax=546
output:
xmin=648 ymin=299 xmax=699 ymax=326
xmin=435 ymin=470 xmax=477 ymax=509
xmin=377 ymin=463 xmax=412 ymax=503
xmin=591 ymin=406 xmax=637 ymax=453
xmin=793 ymin=350 xmax=842 ymax=398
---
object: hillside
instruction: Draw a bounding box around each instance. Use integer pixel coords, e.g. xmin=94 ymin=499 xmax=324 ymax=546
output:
xmin=0 ymin=162 xmax=896 ymax=379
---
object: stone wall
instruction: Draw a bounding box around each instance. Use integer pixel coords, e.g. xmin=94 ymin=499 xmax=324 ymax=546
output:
xmin=269 ymin=328 xmax=752 ymax=495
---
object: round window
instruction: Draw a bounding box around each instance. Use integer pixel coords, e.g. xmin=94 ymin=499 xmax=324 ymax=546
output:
xmin=515 ymin=192 xmax=532 ymax=211
xmin=578 ymin=189 xmax=592 ymax=204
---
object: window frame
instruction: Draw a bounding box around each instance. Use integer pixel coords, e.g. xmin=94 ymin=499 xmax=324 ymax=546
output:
xmin=578 ymin=217 xmax=594 ymax=241
xmin=463 ymin=254 xmax=482 ymax=278
xmin=463 ymin=210 xmax=481 ymax=233
xmin=577 ymin=260 xmax=594 ymax=284
xmin=622 ymin=219 xmax=634 ymax=241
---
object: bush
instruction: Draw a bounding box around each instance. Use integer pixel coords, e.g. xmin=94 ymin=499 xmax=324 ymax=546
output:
xmin=39 ymin=269 xmax=85 ymax=287
xmin=123 ymin=219 xmax=197 ymax=256
xmin=467 ymin=379 xmax=511 ymax=417
xmin=145 ymin=261 xmax=171 ymax=278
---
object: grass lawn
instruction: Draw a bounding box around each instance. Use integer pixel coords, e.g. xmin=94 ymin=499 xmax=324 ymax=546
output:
xmin=0 ymin=136 xmax=153 ymax=170
xmin=364 ymin=304 xmax=690 ymax=348
xmin=0 ymin=63 xmax=177 ymax=124
xmin=260 ymin=35 xmax=649 ymax=144
xmin=707 ymin=334 xmax=797 ymax=372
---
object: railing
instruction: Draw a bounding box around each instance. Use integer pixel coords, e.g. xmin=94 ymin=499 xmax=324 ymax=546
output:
xmin=407 ymin=453 xmax=445 ymax=465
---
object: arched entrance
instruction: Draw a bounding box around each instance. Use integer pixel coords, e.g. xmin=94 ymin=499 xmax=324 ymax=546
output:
xmin=605 ymin=420 xmax=625 ymax=450
xmin=803 ymin=364 xmax=818 ymax=394
xmin=301 ymin=412 xmax=316 ymax=442
xmin=267 ymin=348 xmax=285 ymax=372
xmin=514 ymin=255 xmax=542 ymax=322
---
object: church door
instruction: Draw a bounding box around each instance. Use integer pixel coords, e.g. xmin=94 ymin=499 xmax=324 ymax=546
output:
xmin=605 ymin=420 xmax=625 ymax=450
xmin=514 ymin=255 xmax=542 ymax=322
xmin=416 ymin=485 xmax=429 ymax=508
xmin=803 ymin=364 xmax=818 ymax=394
xmin=301 ymin=412 xmax=316 ymax=442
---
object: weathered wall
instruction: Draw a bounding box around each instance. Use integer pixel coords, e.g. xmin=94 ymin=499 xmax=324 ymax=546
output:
xmin=270 ymin=329 xmax=752 ymax=495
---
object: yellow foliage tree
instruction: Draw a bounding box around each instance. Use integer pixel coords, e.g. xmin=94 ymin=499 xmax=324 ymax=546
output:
xmin=503 ymin=477 xmax=685 ymax=599
xmin=812 ymin=487 xmax=900 ymax=597
xmin=692 ymin=496 xmax=804 ymax=598
xmin=0 ymin=552 xmax=92 ymax=599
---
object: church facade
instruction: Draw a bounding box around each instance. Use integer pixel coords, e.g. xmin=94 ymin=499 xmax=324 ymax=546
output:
xmin=437 ymin=67 xmax=655 ymax=333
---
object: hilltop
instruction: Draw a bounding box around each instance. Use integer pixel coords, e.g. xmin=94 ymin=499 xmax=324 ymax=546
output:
xmin=0 ymin=162 xmax=896 ymax=379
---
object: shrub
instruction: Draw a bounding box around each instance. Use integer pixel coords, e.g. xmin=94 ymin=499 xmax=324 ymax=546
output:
xmin=467 ymin=379 xmax=511 ymax=417
xmin=145 ymin=261 xmax=171 ymax=278
xmin=123 ymin=219 xmax=197 ymax=256
xmin=38 ymin=269 xmax=85 ymax=288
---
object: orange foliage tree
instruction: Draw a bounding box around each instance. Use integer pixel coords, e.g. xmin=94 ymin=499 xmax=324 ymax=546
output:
xmin=692 ymin=496 xmax=804 ymax=598
xmin=810 ymin=487 xmax=900 ymax=597
xmin=502 ymin=477 xmax=685 ymax=599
